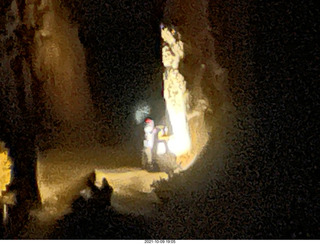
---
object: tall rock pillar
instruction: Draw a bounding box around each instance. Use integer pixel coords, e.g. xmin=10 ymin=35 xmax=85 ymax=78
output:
xmin=161 ymin=26 xmax=191 ymax=156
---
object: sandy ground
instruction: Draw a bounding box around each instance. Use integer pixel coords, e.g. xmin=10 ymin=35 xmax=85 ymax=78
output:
xmin=35 ymin=145 xmax=168 ymax=222
xmin=9 ymin=145 xmax=169 ymax=238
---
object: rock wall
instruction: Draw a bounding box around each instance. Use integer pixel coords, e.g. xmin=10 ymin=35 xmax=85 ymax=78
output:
xmin=0 ymin=142 xmax=12 ymax=196
xmin=0 ymin=0 xmax=24 ymax=142
xmin=30 ymin=0 xmax=96 ymax=148
xmin=161 ymin=26 xmax=191 ymax=157
xmin=161 ymin=0 xmax=232 ymax=170
xmin=31 ymin=0 xmax=93 ymax=122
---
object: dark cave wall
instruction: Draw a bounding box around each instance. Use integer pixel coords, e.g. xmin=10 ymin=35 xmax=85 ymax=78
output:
xmin=152 ymin=0 xmax=319 ymax=239
xmin=0 ymin=1 xmax=41 ymax=235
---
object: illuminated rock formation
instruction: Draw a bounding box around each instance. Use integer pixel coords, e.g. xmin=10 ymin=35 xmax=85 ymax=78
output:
xmin=161 ymin=26 xmax=191 ymax=157
xmin=0 ymin=142 xmax=12 ymax=197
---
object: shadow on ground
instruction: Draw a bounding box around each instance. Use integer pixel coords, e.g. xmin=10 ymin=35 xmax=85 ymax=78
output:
xmin=46 ymin=179 xmax=151 ymax=239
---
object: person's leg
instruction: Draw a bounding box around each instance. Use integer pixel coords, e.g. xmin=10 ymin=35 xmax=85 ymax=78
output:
xmin=146 ymin=147 xmax=152 ymax=164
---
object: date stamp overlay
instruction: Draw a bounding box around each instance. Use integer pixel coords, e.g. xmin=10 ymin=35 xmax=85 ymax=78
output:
xmin=144 ymin=241 xmax=176 ymax=244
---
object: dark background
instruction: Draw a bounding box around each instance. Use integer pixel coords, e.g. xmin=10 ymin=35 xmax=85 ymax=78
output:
xmin=63 ymin=0 xmax=166 ymax=145
xmin=204 ymin=0 xmax=319 ymax=238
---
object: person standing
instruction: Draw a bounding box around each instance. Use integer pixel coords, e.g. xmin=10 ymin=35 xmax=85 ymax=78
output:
xmin=143 ymin=118 xmax=156 ymax=170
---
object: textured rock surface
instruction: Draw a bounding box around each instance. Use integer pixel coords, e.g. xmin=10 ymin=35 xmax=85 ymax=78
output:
xmin=0 ymin=142 xmax=12 ymax=196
